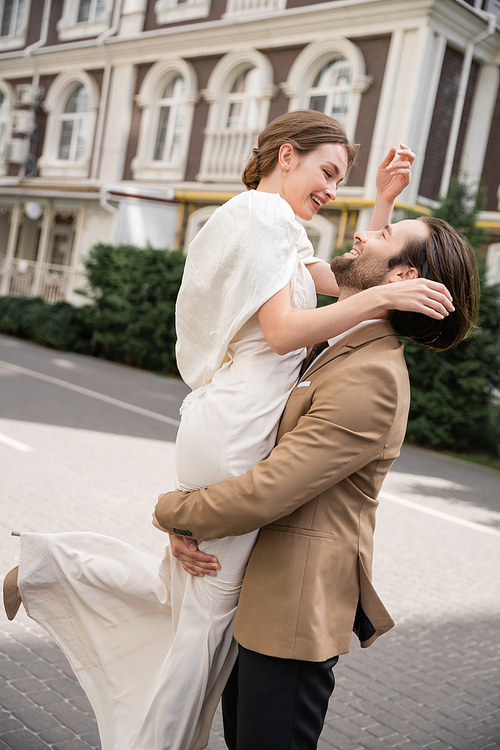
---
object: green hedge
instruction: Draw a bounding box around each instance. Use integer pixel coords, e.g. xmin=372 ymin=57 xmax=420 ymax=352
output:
xmin=83 ymin=243 xmax=186 ymax=374
xmin=0 ymin=296 xmax=94 ymax=354
xmin=0 ymin=244 xmax=186 ymax=376
xmin=1 ymin=228 xmax=499 ymax=458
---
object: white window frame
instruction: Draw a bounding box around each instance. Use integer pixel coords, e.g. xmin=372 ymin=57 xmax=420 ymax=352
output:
xmin=39 ymin=71 xmax=99 ymax=179
xmin=223 ymin=0 xmax=285 ymax=18
xmin=57 ymin=0 xmax=112 ymax=41
xmin=0 ymin=0 xmax=30 ymax=51
xmin=154 ymin=0 xmax=211 ymax=24
xmin=282 ymin=39 xmax=372 ymax=140
xmin=198 ymin=49 xmax=277 ymax=183
xmin=132 ymin=58 xmax=198 ymax=183
xmin=0 ymin=79 xmax=13 ymax=175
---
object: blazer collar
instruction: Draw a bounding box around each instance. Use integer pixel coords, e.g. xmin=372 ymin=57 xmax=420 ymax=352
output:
xmin=302 ymin=319 xmax=397 ymax=380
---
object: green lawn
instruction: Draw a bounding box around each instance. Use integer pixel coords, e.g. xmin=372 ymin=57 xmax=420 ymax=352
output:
xmin=443 ymin=451 xmax=500 ymax=473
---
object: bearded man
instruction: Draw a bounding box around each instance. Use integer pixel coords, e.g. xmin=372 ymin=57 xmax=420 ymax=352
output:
xmin=155 ymin=216 xmax=479 ymax=750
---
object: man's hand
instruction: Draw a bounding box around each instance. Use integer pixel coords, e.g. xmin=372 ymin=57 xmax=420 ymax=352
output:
xmin=169 ymin=534 xmax=220 ymax=577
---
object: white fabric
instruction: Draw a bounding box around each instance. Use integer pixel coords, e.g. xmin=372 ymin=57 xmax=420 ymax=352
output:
xmin=18 ymin=192 xmax=319 ymax=750
xmin=176 ymin=189 xmax=318 ymax=389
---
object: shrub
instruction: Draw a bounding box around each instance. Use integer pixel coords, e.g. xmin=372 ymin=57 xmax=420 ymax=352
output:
xmin=82 ymin=243 xmax=186 ymax=374
xmin=0 ymin=244 xmax=186 ymax=376
xmin=403 ymin=177 xmax=500 ymax=456
xmin=0 ymin=296 xmax=93 ymax=353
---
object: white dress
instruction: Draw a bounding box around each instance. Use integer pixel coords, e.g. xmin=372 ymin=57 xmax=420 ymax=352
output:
xmin=18 ymin=191 xmax=320 ymax=750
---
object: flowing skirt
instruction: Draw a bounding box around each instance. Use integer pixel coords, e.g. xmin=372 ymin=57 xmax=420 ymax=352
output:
xmin=18 ymin=382 xmax=263 ymax=750
xmin=18 ymin=326 xmax=301 ymax=749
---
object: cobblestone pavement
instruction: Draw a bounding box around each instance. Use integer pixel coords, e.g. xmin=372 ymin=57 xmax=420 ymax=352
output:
xmin=1 ymin=335 xmax=499 ymax=750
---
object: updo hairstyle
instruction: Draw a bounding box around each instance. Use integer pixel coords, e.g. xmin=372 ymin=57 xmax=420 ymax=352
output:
xmin=242 ymin=109 xmax=359 ymax=190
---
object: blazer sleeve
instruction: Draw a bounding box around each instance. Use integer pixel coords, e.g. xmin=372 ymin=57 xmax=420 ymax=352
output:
xmin=155 ymin=361 xmax=400 ymax=540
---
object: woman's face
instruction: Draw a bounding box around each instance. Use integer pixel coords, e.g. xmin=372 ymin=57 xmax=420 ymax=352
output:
xmin=280 ymin=143 xmax=348 ymax=220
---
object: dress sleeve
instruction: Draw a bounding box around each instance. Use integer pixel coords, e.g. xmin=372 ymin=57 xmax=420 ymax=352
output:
xmin=295 ymin=223 xmax=322 ymax=266
xmin=175 ymin=191 xmax=301 ymax=389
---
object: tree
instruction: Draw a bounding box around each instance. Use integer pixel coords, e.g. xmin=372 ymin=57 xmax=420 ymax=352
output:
xmin=404 ymin=177 xmax=500 ymax=456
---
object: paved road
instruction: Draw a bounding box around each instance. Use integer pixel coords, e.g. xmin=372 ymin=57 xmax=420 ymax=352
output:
xmin=0 ymin=334 xmax=499 ymax=750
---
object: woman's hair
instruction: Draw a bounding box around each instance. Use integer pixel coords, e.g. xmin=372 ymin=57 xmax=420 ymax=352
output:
xmin=388 ymin=216 xmax=480 ymax=350
xmin=242 ymin=110 xmax=359 ymax=190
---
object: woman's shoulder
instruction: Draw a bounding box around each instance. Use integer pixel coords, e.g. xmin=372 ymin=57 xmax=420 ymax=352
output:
xmin=220 ymin=190 xmax=295 ymax=223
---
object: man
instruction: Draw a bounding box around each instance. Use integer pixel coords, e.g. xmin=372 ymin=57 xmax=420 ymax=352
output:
xmin=155 ymin=216 xmax=479 ymax=749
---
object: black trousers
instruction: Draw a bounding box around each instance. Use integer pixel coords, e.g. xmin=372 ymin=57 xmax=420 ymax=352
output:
xmin=221 ymin=645 xmax=339 ymax=750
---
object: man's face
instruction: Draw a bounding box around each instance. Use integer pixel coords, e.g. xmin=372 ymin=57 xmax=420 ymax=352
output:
xmin=331 ymin=219 xmax=429 ymax=292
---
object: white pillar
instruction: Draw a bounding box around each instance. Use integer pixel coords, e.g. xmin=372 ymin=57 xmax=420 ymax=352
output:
xmin=460 ymin=63 xmax=500 ymax=188
xmin=31 ymin=206 xmax=54 ymax=297
xmin=98 ymin=64 xmax=137 ymax=183
xmin=0 ymin=202 xmax=21 ymax=296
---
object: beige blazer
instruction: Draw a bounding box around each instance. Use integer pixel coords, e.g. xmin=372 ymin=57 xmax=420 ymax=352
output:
xmin=156 ymin=320 xmax=410 ymax=661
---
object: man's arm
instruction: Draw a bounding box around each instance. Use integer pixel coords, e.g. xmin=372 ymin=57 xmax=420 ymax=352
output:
xmin=155 ymin=362 xmax=399 ymax=539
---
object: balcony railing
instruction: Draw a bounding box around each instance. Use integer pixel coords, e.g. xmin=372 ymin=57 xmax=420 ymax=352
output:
xmin=197 ymin=128 xmax=259 ymax=183
xmin=0 ymin=256 xmax=84 ymax=303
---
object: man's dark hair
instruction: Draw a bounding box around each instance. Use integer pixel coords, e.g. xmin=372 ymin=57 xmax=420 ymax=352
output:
xmin=388 ymin=217 xmax=480 ymax=350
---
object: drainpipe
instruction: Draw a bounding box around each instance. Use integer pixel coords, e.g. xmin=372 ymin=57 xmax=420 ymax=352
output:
xmin=90 ymin=0 xmax=124 ymax=180
xmin=16 ymin=0 xmax=52 ymax=181
xmin=439 ymin=11 xmax=497 ymax=198
xmin=23 ymin=0 xmax=52 ymax=92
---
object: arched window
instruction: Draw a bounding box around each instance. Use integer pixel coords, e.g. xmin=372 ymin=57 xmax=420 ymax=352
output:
xmin=307 ymin=57 xmax=352 ymax=128
xmin=283 ymin=39 xmax=371 ymax=140
xmin=224 ymin=66 xmax=261 ymax=131
xmin=132 ymin=58 xmax=197 ymax=182
xmin=39 ymin=70 xmax=99 ymax=178
xmin=198 ymin=50 xmax=275 ymax=182
xmin=0 ymin=89 xmax=9 ymax=155
xmin=58 ymin=85 xmax=90 ymax=162
xmin=153 ymin=75 xmax=187 ymax=164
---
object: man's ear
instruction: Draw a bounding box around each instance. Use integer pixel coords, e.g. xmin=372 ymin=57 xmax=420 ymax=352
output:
xmin=387 ymin=265 xmax=418 ymax=283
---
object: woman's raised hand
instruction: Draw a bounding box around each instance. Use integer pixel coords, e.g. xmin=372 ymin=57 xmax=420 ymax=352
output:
xmin=375 ymin=144 xmax=416 ymax=205
xmin=382 ymin=278 xmax=454 ymax=320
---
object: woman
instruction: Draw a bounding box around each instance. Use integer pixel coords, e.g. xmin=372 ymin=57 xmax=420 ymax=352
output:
xmin=3 ymin=111 xmax=453 ymax=750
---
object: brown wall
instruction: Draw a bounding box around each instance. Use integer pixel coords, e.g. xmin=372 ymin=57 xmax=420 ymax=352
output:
xmin=260 ymin=45 xmax=305 ymax=122
xmin=184 ymin=56 xmax=223 ymax=181
xmin=480 ymin=76 xmax=500 ymax=212
xmin=349 ymin=34 xmax=391 ymax=187
xmin=47 ymin=0 xmax=64 ymax=46
xmin=123 ymin=63 xmax=154 ymax=181
xmin=419 ymin=46 xmax=463 ymax=200
xmin=25 ymin=0 xmax=44 ymax=47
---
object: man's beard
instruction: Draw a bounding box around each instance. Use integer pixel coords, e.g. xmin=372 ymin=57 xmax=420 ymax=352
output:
xmin=330 ymin=254 xmax=390 ymax=292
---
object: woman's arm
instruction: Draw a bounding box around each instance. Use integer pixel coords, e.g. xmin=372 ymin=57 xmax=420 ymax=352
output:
xmin=257 ymin=279 xmax=453 ymax=356
xmin=369 ymin=144 xmax=415 ymax=230
xmin=306 ymin=260 xmax=340 ymax=296
xmin=307 ymin=145 xmax=415 ymax=295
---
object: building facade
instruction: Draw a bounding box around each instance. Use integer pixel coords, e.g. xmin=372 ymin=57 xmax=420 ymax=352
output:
xmin=0 ymin=0 xmax=499 ymax=302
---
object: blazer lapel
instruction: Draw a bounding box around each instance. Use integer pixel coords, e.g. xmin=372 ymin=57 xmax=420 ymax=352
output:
xmin=301 ymin=320 xmax=396 ymax=380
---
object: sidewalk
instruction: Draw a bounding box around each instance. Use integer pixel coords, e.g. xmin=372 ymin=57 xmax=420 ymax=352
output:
xmin=1 ymin=336 xmax=499 ymax=749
